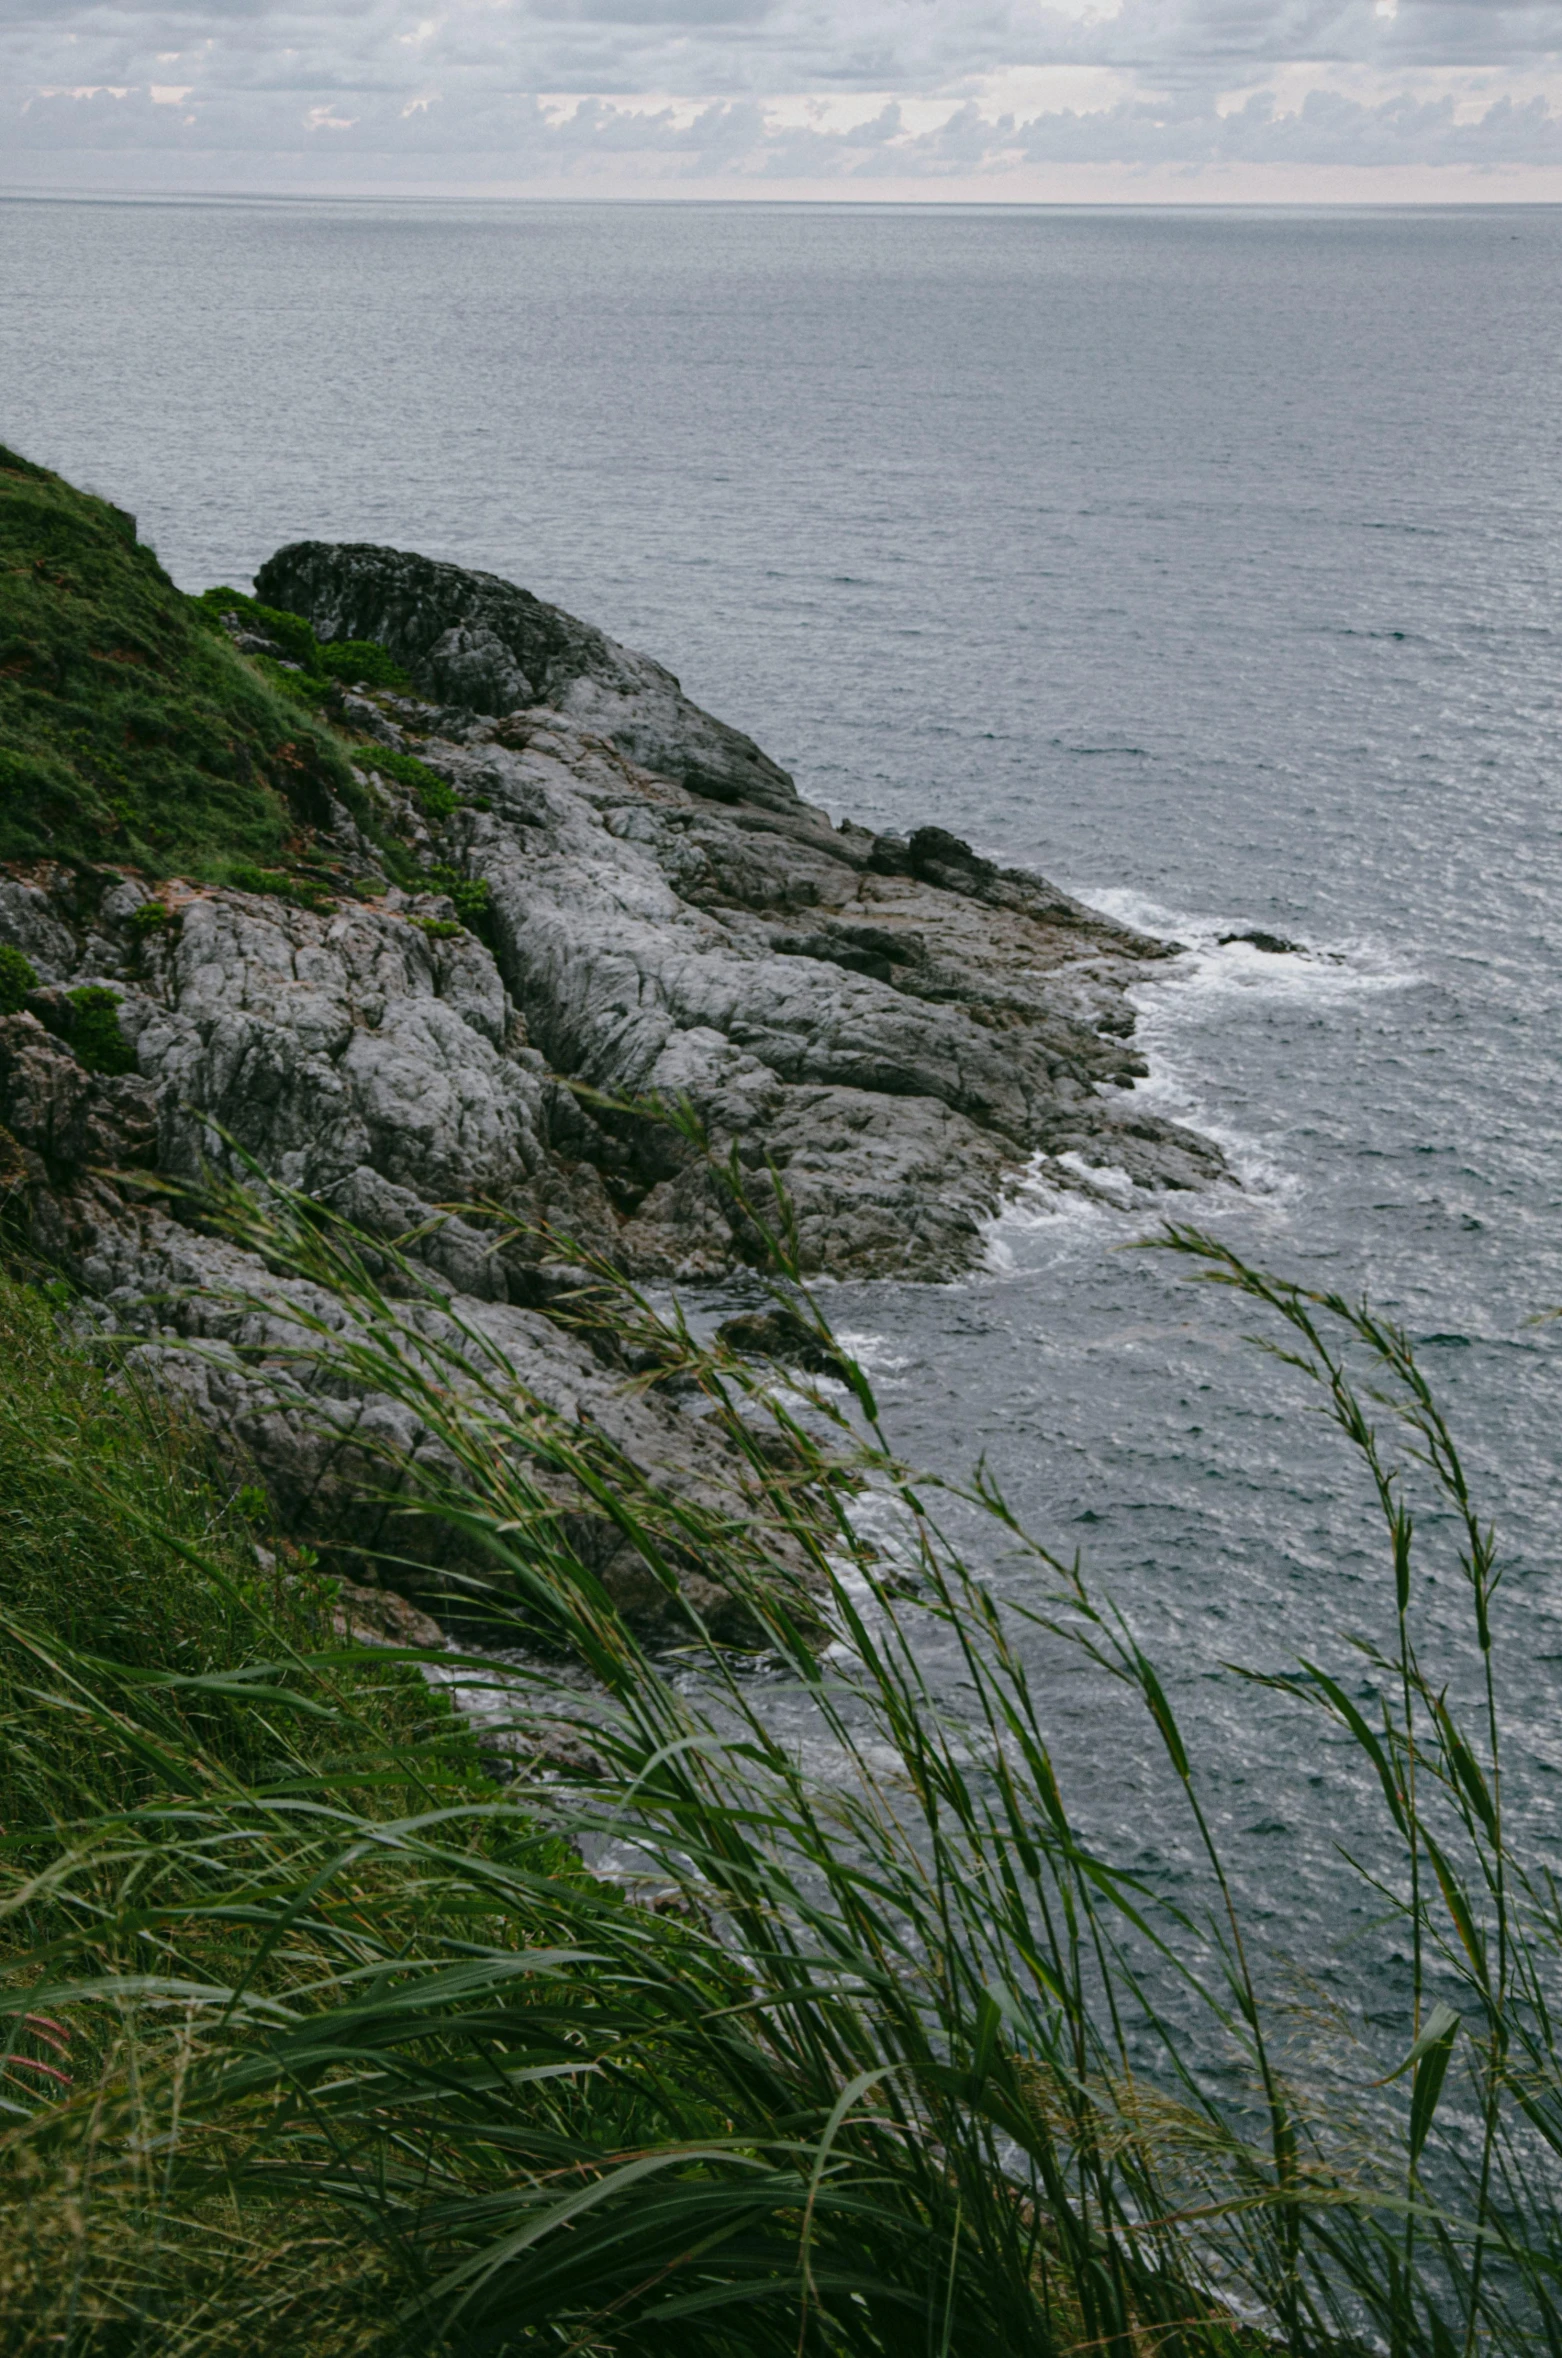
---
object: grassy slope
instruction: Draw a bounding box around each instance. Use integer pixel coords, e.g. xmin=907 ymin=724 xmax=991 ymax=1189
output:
xmin=0 ymin=1269 xmax=776 ymax=2358
xmin=3 ymin=454 xmax=1540 ymax=2358
xmin=0 ymin=1271 xmax=470 ymax=1837
xmin=0 ymin=1270 xmax=590 ymax=2353
xmin=0 ymin=445 xmax=360 ymax=875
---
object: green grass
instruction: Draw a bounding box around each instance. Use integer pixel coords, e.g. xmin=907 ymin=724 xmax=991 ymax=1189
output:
xmin=0 ymin=1266 xmax=604 ymax=2352
xmin=0 ymin=1263 xmax=499 ymax=1862
xmin=0 ymin=448 xmax=369 ymax=876
xmin=0 ymin=446 xmax=498 ymax=937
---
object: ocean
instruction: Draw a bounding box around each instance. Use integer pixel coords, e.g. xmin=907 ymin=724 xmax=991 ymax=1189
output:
xmin=4 ymin=194 xmax=1560 ymax=2040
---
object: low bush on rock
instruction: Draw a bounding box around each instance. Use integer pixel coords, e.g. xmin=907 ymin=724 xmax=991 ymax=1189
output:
xmin=198 ymin=590 xmax=413 ymax=696
xmin=357 ymin=743 xmax=462 ymax=818
xmin=225 ymin=860 xmax=335 ymax=912
xmin=0 ymin=947 xmax=36 ymax=1015
xmin=198 ymin=586 xmax=322 ymax=672
xmin=63 ymin=983 xmax=136 ymax=1074
xmin=320 ymin=637 xmax=411 ymax=691
xmin=425 ymin=861 xmax=492 ymax=932
xmin=125 ymin=896 xmax=173 ymax=939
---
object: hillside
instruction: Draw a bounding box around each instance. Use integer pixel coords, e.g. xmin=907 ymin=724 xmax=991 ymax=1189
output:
xmin=0 ymin=445 xmax=363 ymax=875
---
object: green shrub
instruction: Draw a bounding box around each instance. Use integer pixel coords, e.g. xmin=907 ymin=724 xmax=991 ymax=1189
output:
xmin=319 ymin=639 xmax=411 ymax=692
xmin=127 ymin=897 xmax=172 ymax=938
xmin=427 ymin=863 xmax=492 ymax=930
xmin=200 ymin=595 xmax=409 ymax=697
xmin=250 ymin=602 xmax=320 ymax=671
xmin=0 ymin=944 xmax=37 ymax=1014
xmin=357 ymin=743 xmax=459 ymax=819
xmin=413 ymin=916 xmax=464 ymax=940
xmin=65 ymin=983 xmax=135 ymax=1074
xmin=256 ymin=656 xmax=335 ymax=713
xmin=198 ymin=587 xmax=322 ymax=673
xmin=226 ymin=863 xmax=335 ymax=913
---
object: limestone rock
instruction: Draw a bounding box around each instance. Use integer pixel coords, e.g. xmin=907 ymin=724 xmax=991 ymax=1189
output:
xmin=0 ymin=873 xmax=80 ymax=984
xmin=256 ymin=541 xmax=798 ymax=814
xmin=329 ymin=1578 xmax=446 ymax=1651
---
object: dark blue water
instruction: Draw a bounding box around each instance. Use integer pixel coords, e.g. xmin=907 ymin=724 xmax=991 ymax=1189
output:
xmin=4 ymin=197 xmax=1560 ymax=2031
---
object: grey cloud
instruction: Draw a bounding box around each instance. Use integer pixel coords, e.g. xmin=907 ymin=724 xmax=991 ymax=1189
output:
xmin=3 ymin=0 xmax=1559 ymax=180
xmin=1052 ymin=0 xmax=1562 ymax=82
xmin=7 ymin=0 xmax=1561 ymax=86
xmin=11 ymin=74 xmax=1561 ymax=169
xmin=525 ymin=0 xmax=774 ymax=25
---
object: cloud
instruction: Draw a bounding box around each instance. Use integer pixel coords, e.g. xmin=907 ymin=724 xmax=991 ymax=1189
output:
xmin=2 ymin=0 xmax=1560 ymax=192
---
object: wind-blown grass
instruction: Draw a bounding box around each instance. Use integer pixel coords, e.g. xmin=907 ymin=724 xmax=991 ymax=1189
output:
xmin=0 ymin=1171 xmax=1557 ymax=2354
xmin=0 ymin=1269 xmax=577 ymax=2350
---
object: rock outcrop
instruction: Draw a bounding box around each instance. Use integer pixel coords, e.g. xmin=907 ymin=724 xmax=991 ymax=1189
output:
xmin=0 ymin=542 xmax=1229 ymax=1624
xmin=255 ymin=540 xmax=798 ymax=814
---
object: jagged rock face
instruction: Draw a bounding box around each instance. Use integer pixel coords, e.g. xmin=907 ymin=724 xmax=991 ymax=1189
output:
xmin=244 ymin=542 xmax=1225 ymax=1270
xmin=256 ymin=541 xmax=799 ymax=815
xmin=419 ymin=714 xmax=1223 ymax=1275
xmin=0 ymin=695 xmax=1223 ymax=1289
xmin=128 ymin=887 xmax=619 ymax=1296
xmin=0 ymin=876 xmax=75 ymax=982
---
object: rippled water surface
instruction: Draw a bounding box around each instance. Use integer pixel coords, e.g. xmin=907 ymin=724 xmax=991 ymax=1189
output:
xmin=4 ymin=197 xmax=1561 ymax=2014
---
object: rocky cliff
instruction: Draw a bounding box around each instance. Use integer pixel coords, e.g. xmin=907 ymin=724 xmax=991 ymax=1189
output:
xmin=0 ymin=502 xmax=1228 ymax=1624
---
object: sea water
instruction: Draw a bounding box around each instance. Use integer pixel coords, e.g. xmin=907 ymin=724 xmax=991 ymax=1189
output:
xmin=3 ymin=197 xmax=1560 ymax=2059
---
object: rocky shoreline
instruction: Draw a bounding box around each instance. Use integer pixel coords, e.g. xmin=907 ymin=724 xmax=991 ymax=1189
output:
xmin=0 ymin=534 xmax=1227 ymax=1622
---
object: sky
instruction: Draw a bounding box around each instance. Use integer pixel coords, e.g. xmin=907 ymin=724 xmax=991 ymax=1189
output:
xmin=6 ymin=0 xmax=1562 ymax=201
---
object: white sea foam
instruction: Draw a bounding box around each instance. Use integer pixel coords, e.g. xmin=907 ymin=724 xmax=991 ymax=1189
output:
xmin=981 ymin=890 xmax=1421 ymax=1273
xmin=832 ymin=1329 xmax=913 ymax=1375
xmin=1083 ymin=887 xmax=1420 ymax=1011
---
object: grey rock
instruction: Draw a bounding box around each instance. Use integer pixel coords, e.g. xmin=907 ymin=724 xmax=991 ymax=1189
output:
xmin=255 ymin=540 xmax=798 ymax=813
xmin=144 ymin=886 xmax=622 ymax=1287
xmin=407 ymin=709 xmax=1224 ymax=1276
xmin=1 ymin=636 xmax=1223 ymax=1288
xmin=329 ymin=1578 xmax=446 ymax=1651
xmin=0 ymin=876 xmax=77 ymax=984
xmin=0 ymin=1012 xmax=157 ymax=1176
xmin=218 ymin=611 xmax=284 ymax=659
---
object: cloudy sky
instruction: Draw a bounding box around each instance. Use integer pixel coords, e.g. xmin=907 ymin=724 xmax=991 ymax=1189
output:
xmin=7 ymin=0 xmax=1562 ymax=199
